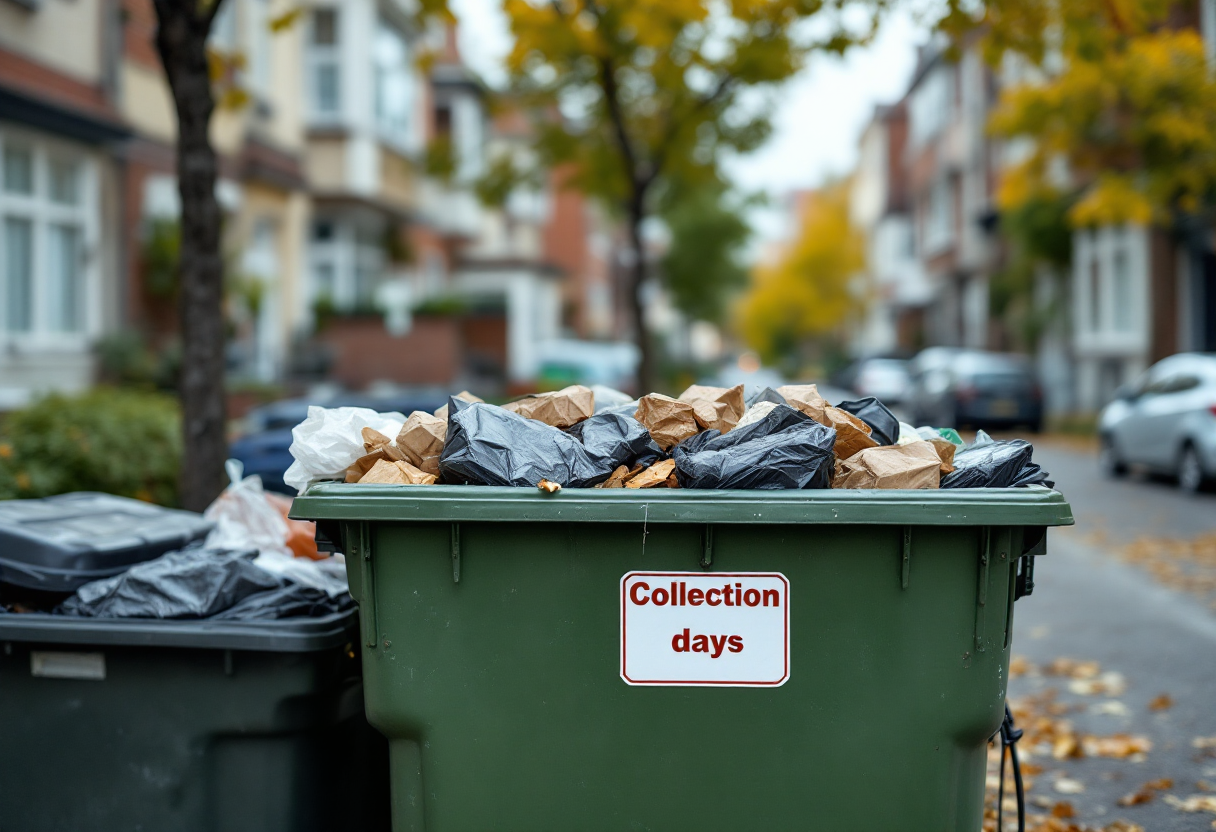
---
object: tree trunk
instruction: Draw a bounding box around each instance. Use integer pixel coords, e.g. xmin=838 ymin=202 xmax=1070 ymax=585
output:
xmin=153 ymin=0 xmax=229 ymax=510
xmin=626 ymin=193 xmax=655 ymax=393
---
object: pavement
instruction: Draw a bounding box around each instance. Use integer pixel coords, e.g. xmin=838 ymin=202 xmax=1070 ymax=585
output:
xmin=1000 ymin=440 xmax=1216 ymax=831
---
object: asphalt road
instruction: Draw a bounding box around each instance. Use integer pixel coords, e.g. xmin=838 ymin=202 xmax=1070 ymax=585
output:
xmin=1003 ymin=440 xmax=1216 ymax=831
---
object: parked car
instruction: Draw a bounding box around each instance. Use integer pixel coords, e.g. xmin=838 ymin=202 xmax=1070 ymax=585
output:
xmin=1098 ymin=353 xmax=1216 ymax=493
xmin=908 ymin=350 xmax=1043 ymax=433
xmin=229 ymin=387 xmax=450 ymax=493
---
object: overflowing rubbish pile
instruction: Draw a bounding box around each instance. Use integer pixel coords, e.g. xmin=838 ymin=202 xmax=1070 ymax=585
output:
xmin=1 ymin=461 xmax=351 ymax=620
xmin=285 ymin=383 xmax=1052 ymax=493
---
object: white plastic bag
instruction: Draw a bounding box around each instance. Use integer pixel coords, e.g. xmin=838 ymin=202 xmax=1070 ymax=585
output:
xmin=283 ymin=405 xmax=406 ymax=494
xmin=205 ymin=460 xmax=291 ymax=556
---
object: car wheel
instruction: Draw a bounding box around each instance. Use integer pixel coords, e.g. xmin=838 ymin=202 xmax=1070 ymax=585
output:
xmin=1177 ymin=443 xmax=1208 ymax=494
xmin=1099 ymin=435 xmax=1127 ymax=478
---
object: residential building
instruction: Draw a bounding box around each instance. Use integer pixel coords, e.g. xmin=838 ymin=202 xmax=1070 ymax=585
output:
xmin=0 ymin=0 xmax=128 ymax=408
xmin=849 ymin=102 xmax=931 ymax=356
xmin=903 ymin=35 xmax=1001 ymax=351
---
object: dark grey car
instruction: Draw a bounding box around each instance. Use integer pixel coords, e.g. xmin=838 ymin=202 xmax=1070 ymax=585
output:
xmin=908 ymin=350 xmax=1044 ymax=433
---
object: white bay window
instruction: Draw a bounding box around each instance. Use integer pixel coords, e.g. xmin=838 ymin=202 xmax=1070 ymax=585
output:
xmin=0 ymin=130 xmax=97 ymax=345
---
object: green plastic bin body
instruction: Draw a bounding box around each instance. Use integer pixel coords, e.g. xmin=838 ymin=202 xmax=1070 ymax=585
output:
xmin=292 ymin=485 xmax=1073 ymax=832
xmin=0 ymin=611 xmax=390 ymax=832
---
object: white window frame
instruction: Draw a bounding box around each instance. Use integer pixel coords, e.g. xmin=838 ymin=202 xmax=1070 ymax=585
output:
xmin=308 ymin=218 xmax=385 ymax=312
xmin=307 ymin=6 xmax=343 ymax=123
xmin=373 ymin=16 xmax=414 ymax=152
xmin=922 ymin=176 xmax=954 ymax=255
xmin=0 ymin=127 xmax=100 ymax=350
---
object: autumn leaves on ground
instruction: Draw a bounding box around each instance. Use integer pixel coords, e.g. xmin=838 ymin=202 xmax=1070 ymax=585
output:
xmin=981 ymin=516 xmax=1216 ymax=832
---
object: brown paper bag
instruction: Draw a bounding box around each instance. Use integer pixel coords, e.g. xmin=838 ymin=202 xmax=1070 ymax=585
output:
xmin=596 ymin=465 xmax=633 ymax=489
xmin=633 ymin=394 xmax=700 ymax=450
xmin=358 ymin=459 xmax=438 ymax=486
xmin=833 ymin=442 xmax=941 ymax=489
xmin=346 ymin=447 xmax=392 ymax=482
xmin=824 ymin=406 xmax=877 ymax=460
xmin=501 ymin=384 xmax=594 ymax=428
xmin=434 ymin=391 xmax=484 ymax=421
xmin=678 ymin=384 xmax=745 ymax=431
xmin=396 ymin=411 xmax=446 ymax=475
xmin=776 ymin=384 xmax=829 ymax=422
xmin=625 ymin=458 xmax=677 ymax=489
xmin=928 ymin=437 xmax=957 ymax=474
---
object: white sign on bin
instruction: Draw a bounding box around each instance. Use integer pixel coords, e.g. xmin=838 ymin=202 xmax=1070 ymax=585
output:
xmin=620 ymin=571 xmax=789 ymax=687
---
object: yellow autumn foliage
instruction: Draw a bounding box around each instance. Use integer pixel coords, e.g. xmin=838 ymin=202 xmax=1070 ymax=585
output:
xmin=989 ymin=23 xmax=1216 ymax=228
xmin=738 ymin=185 xmax=865 ymax=363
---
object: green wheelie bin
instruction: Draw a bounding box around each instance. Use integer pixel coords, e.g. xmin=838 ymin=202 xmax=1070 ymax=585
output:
xmin=291 ymin=484 xmax=1073 ymax=831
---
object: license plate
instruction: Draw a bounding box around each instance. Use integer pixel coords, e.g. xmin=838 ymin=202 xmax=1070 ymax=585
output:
xmin=989 ymin=399 xmax=1018 ymax=417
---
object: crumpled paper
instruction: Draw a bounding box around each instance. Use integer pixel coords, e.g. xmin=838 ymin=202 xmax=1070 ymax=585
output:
xmin=284 ymin=406 xmax=406 ymax=494
xmin=833 ymin=442 xmax=942 ymax=489
xmin=735 ymin=401 xmax=779 ymax=429
xmin=502 ymin=384 xmax=594 ymax=428
xmin=633 ymin=393 xmax=700 ymax=450
xmin=822 ymin=406 xmax=877 ymax=460
xmin=776 ymin=384 xmax=829 ymax=422
xmin=359 ymin=458 xmax=437 ymax=485
xmin=625 ymin=459 xmax=676 ymax=489
xmin=396 ymin=410 xmax=447 ymax=475
xmin=678 ymin=384 xmax=746 ymax=433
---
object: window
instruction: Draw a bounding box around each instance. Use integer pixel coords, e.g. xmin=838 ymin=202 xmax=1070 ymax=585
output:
xmin=308 ymin=219 xmax=385 ymax=312
xmin=4 ymin=218 xmax=33 ymax=331
xmin=373 ymin=19 xmax=412 ymax=144
xmin=1111 ymin=249 xmax=1133 ymax=331
xmin=909 ymin=65 xmax=954 ymax=148
xmin=248 ymin=0 xmax=272 ymax=97
xmin=4 ymin=146 xmax=33 ymax=195
xmin=1090 ymin=259 xmax=1101 ymax=333
xmin=308 ymin=8 xmax=341 ymax=118
xmin=923 ymin=177 xmax=954 ymax=253
xmin=0 ymin=131 xmax=93 ymax=341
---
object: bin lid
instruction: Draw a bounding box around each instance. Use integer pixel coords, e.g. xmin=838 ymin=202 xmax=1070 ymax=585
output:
xmin=0 ymin=493 xmax=214 ymax=592
xmin=0 ymin=608 xmax=357 ymax=652
xmin=290 ymin=483 xmax=1074 ymax=527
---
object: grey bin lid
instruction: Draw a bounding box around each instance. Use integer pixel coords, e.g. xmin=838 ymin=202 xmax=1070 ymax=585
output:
xmin=0 ymin=493 xmax=214 ymax=593
xmin=0 ymin=608 xmax=358 ymax=653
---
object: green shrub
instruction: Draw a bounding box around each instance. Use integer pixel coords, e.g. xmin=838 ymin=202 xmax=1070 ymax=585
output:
xmin=0 ymin=388 xmax=181 ymax=505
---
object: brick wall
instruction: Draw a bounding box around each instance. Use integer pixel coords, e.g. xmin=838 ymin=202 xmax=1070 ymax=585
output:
xmin=316 ymin=315 xmax=464 ymax=388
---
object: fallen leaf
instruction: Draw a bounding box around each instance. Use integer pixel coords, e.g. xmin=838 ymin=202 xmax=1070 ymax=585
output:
xmin=1148 ymin=693 xmax=1174 ymax=711
xmin=1165 ymin=794 xmax=1216 ymax=813
xmin=1054 ymin=777 xmax=1086 ymax=794
xmin=1117 ymin=789 xmax=1154 ymax=806
xmin=1051 ymin=801 xmax=1076 ymax=817
xmin=537 ymin=479 xmax=561 ymax=493
xmin=1083 ymin=734 xmax=1152 ymax=759
xmin=1094 ymin=701 xmax=1130 ymax=716
xmin=1046 ymin=658 xmax=1101 ymax=679
xmin=1194 ymin=736 xmax=1216 ymax=750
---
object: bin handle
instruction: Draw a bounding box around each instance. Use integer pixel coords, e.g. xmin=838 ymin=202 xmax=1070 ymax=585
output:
xmin=358 ymin=522 xmax=379 ymax=649
xmin=701 ymin=525 xmax=714 ymax=569
xmin=900 ymin=526 xmax=912 ymax=590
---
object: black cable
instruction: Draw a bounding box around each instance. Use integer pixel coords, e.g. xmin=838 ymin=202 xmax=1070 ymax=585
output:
xmin=995 ymin=704 xmax=1025 ymax=832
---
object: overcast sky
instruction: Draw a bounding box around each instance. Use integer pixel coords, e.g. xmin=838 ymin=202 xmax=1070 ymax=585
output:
xmin=448 ymin=0 xmax=925 ymax=242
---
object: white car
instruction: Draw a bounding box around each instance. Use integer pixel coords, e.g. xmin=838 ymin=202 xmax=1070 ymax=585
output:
xmin=1098 ymin=353 xmax=1216 ymax=492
